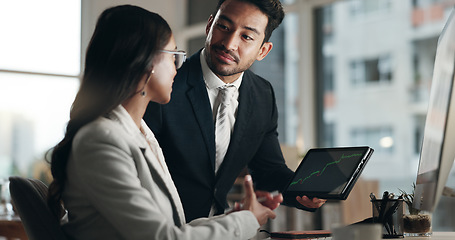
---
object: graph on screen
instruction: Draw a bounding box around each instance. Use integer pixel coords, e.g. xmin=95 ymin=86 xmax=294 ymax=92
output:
xmin=289 ymin=153 xmax=363 ymax=187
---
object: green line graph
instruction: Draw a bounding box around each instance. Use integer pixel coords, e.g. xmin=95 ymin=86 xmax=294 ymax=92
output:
xmin=289 ymin=153 xmax=362 ymax=186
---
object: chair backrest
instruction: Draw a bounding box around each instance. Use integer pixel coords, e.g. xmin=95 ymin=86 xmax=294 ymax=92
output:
xmin=9 ymin=176 xmax=68 ymax=240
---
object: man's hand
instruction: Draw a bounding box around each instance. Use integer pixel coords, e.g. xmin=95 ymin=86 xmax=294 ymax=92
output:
xmin=296 ymin=196 xmax=326 ymax=209
xmin=255 ymin=190 xmax=283 ymax=210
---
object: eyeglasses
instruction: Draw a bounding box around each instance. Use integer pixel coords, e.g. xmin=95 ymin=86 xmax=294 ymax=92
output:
xmin=160 ymin=50 xmax=187 ymax=69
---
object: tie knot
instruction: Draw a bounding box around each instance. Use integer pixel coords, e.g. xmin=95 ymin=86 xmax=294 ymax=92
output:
xmin=219 ymin=85 xmax=235 ymax=92
xmin=218 ymin=85 xmax=235 ymax=103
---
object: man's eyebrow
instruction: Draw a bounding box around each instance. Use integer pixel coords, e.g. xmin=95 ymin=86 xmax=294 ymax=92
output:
xmin=218 ymin=15 xmax=261 ymax=35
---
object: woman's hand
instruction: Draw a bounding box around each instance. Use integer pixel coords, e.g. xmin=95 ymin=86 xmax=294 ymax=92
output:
xmin=240 ymin=175 xmax=276 ymax=225
xmin=254 ymin=190 xmax=283 ymax=210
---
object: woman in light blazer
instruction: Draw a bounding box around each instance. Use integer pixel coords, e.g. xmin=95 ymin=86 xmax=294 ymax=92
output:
xmin=47 ymin=5 xmax=277 ymax=240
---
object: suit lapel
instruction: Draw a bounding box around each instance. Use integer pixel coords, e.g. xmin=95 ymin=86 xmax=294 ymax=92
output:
xmin=230 ymin=72 xmax=254 ymax=153
xmin=109 ymin=106 xmax=186 ymax=226
xmin=185 ymin=52 xmax=216 ymax=171
xmin=140 ymin=146 xmax=185 ymax=227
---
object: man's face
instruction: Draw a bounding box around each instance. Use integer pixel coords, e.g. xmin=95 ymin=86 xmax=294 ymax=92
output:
xmin=204 ymin=0 xmax=273 ymax=83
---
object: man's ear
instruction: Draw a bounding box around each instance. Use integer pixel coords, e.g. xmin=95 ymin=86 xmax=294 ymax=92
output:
xmin=206 ymin=15 xmax=214 ymax=35
xmin=256 ymin=42 xmax=273 ymax=61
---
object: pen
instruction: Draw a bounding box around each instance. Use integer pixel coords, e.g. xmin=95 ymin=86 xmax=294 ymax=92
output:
xmin=383 ymin=194 xmax=403 ymax=235
xmin=224 ymin=190 xmax=280 ymax=213
xmin=378 ymin=191 xmax=390 ymax=234
xmin=370 ymin=192 xmax=381 ymax=214
xmin=256 ymin=190 xmax=280 ymax=203
xmin=388 ymin=193 xmax=395 ymax=199
xmin=383 ymin=194 xmax=402 ymax=219
xmin=369 ymin=192 xmax=376 ymax=201
xmin=378 ymin=191 xmax=389 ymax=222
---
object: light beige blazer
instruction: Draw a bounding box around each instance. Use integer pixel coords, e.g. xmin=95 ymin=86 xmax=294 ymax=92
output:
xmin=62 ymin=105 xmax=259 ymax=240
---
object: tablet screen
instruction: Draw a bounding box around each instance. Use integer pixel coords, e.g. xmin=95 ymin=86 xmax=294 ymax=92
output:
xmin=284 ymin=146 xmax=373 ymax=200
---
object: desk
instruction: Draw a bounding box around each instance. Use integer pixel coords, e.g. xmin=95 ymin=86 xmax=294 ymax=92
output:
xmin=323 ymin=232 xmax=455 ymax=240
xmin=0 ymin=215 xmax=27 ymax=240
xmin=266 ymin=232 xmax=455 ymax=240
xmin=403 ymin=232 xmax=455 ymax=240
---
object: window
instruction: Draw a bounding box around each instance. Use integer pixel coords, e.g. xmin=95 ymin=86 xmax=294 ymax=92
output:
xmin=348 ymin=0 xmax=392 ymax=17
xmin=0 ymin=1 xmax=81 ymax=75
xmin=350 ymin=55 xmax=392 ymax=84
xmin=251 ymin=12 xmax=300 ymax=145
xmin=351 ymin=126 xmax=394 ymax=153
xmin=315 ymin=0 xmax=455 ymax=230
xmin=350 ymin=60 xmax=365 ymax=85
xmin=0 ymin=0 xmax=81 ymax=182
xmin=324 ymin=57 xmax=334 ymax=91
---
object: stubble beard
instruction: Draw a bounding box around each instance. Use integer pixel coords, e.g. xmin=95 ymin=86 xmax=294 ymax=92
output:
xmin=204 ymin=44 xmax=255 ymax=77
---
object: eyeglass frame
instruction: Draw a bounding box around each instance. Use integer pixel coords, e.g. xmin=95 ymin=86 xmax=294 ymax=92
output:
xmin=159 ymin=50 xmax=187 ymax=69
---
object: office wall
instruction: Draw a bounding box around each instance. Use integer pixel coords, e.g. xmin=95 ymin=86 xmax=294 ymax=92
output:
xmin=80 ymin=0 xmax=186 ymax=70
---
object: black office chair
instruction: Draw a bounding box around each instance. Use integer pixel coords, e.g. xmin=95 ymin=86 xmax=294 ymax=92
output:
xmin=9 ymin=176 xmax=68 ymax=240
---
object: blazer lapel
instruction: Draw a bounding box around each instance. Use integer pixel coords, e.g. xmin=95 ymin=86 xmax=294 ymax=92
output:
xmin=109 ymin=106 xmax=186 ymax=226
xmin=140 ymin=145 xmax=185 ymax=227
xmin=230 ymin=72 xmax=254 ymax=148
xmin=185 ymin=52 xmax=217 ymax=171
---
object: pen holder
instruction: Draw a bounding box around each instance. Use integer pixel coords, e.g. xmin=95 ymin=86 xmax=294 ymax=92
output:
xmin=371 ymin=199 xmax=404 ymax=238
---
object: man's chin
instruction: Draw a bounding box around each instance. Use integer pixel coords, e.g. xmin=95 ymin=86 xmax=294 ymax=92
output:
xmin=212 ymin=65 xmax=240 ymax=77
xmin=207 ymin=57 xmax=244 ymax=77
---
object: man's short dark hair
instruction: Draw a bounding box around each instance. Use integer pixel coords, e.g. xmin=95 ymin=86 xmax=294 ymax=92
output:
xmin=214 ymin=0 xmax=285 ymax=43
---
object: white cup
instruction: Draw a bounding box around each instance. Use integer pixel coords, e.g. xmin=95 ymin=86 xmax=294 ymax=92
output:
xmin=332 ymin=224 xmax=382 ymax=240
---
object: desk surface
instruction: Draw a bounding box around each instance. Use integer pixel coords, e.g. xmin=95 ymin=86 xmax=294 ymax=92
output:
xmin=323 ymin=232 xmax=455 ymax=240
xmin=404 ymin=232 xmax=455 ymax=240
xmin=0 ymin=215 xmax=27 ymax=240
xmin=266 ymin=232 xmax=455 ymax=240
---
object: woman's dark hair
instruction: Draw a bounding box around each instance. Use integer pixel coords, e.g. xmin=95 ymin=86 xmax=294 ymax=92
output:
xmin=213 ymin=0 xmax=284 ymax=43
xmin=47 ymin=5 xmax=172 ymax=218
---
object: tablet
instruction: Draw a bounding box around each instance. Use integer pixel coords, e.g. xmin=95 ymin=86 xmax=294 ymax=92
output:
xmin=283 ymin=146 xmax=373 ymax=200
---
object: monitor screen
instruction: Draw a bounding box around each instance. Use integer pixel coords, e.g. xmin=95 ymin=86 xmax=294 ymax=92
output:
xmin=414 ymin=7 xmax=455 ymax=212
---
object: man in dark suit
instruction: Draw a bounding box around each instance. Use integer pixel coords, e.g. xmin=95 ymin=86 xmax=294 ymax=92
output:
xmin=144 ymin=0 xmax=325 ymax=223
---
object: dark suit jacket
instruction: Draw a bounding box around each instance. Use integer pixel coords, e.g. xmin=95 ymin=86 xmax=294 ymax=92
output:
xmin=144 ymin=50 xmax=294 ymax=222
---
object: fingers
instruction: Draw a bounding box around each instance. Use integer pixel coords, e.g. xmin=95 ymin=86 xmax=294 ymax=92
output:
xmin=243 ymin=175 xmax=256 ymax=201
xmin=313 ymin=197 xmax=327 ymax=204
xmin=275 ymin=193 xmax=284 ymax=203
xmin=296 ymin=196 xmax=327 ymax=208
xmin=267 ymin=208 xmax=277 ymax=219
xmin=234 ymin=202 xmax=241 ymax=211
xmin=256 ymin=207 xmax=277 ymax=225
xmin=255 ymin=190 xmax=272 ymax=200
xmin=254 ymin=190 xmax=283 ymax=210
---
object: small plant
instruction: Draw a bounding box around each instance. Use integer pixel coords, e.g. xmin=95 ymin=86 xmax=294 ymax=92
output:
xmin=399 ymin=183 xmax=432 ymax=235
xmin=399 ymin=183 xmax=421 ymax=215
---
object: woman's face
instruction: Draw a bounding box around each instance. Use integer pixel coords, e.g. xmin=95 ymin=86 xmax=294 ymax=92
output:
xmin=147 ymin=35 xmax=177 ymax=104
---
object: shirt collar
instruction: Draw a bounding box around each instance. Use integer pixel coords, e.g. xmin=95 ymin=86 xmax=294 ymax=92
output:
xmin=107 ymin=105 xmax=155 ymax=145
xmin=200 ymin=48 xmax=243 ymax=90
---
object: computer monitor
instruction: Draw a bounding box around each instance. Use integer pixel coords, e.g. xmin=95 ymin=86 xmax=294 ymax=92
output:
xmin=414 ymin=7 xmax=455 ymax=212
